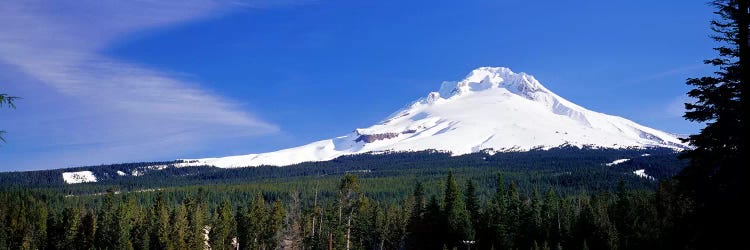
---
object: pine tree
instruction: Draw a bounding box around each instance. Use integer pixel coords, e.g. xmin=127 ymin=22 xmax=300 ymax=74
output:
xmin=679 ymin=0 xmax=749 ymax=248
xmin=186 ymin=197 xmax=207 ymax=250
xmin=0 ymin=93 xmax=18 ymax=143
xmin=541 ymin=188 xmax=559 ymax=247
xmin=264 ymin=199 xmax=286 ymax=249
xmin=150 ymin=193 xmax=172 ymax=250
xmin=464 ymin=180 xmax=480 ymax=235
xmin=442 ymin=171 xmax=473 ymax=248
xmin=59 ymin=207 xmax=80 ymax=249
xmin=171 ymin=203 xmax=189 ymax=250
xmin=505 ymin=181 xmax=522 ymax=248
xmin=76 ymin=209 xmax=97 ymax=250
xmin=423 ymin=195 xmax=445 ymax=250
xmin=239 ymin=192 xmax=267 ymax=249
xmin=209 ymin=200 xmax=235 ymax=250
xmin=405 ymin=181 xmax=427 ymax=249
xmin=485 ymin=174 xmax=509 ymax=249
xmin=115 ymin=197 xmax=137 ymax=250
xmin=95 ymin=191 xmax=118 ymax=248
xmin=338 ymin=174 xmax=360 ymax=250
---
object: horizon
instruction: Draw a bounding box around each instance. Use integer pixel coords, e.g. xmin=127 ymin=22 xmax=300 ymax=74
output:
xmin=2 ymin=0 xmax=713 ymax=171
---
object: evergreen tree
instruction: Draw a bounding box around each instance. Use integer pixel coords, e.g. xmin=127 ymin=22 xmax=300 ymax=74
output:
xmin=0 ymin=93 xmax=18 ymax=143
xmin=59 ymin=206 xmax=80 ymax=249
xmin=186 ymin=197 xmax=207 ymax=250
xmin=171 ymin=203 xmax=189 ymax=250
xmin=131 ymin=209 xmax=150 ymax=250
xmin=150 ymin=193 xmax=172 ymax=250
xmin=442 ymin=171 xmax=473 ymax=248
xmin=265 ymin=199 xmax=286 ymax=249
xmin=209 ymin=200 xmax=235 ymax=250
xmin=76 ymin=209 xmax=97 ymax=250
xmin=115 ymin=197 xmax=137 ymax=250
xmin=485 ymin=174 xmax=509 ymax=249
xmin=504 ymin=181 xmax=522 ymax=248
xmin=679 ymin=0 xmax=749 ymax=248
xmin=95 ymin=192 xmax=118 ymax=248
xmin=239 ymin=192 xmax=267 ymax=249
xmin=338 ymin=174 xmax=360 ymax=250
xmin=405 ymin=181 xmax=427 ymax=249
xmin=541 ymin=188 xmax=559 ymax=247
xmin=464 ymin=180 xmax=480 ymax=234
xmin=423 ymin=195 xmax=445 ymax=250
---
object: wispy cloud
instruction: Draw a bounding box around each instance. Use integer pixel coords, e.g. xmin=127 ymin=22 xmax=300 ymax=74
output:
xmin=0 ymin=1 xmax=288 ymax=169
xmin=624 ymin=64 xmax=708 ymax=84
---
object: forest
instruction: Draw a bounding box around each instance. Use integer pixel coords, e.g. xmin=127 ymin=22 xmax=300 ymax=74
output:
xmin=0 ymin=172 xmax=694 ymax=250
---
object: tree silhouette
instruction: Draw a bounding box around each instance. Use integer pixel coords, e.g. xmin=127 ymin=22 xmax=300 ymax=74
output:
xmin=679 ymin=0 xmax=749 ymax=248
xmin=0 ymin=93 xmax=18 ymax=143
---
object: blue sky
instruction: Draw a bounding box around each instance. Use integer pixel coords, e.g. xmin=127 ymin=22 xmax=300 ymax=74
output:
xmin=1 ymin=0 xmax=715 ymax=171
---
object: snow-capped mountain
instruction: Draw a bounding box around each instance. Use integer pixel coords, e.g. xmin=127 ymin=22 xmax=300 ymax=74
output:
xmin=180 ymin=67 xmax=686 ymax=168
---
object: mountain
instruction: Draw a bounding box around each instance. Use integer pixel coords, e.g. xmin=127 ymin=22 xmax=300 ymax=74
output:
xmin=181 ymin=67 xmax=686 ymax=168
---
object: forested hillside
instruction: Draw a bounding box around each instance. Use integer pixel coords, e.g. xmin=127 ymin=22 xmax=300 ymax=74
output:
xmin=0 ymin=147 xmax=684 ymax=197
xmin=0 ymin=172 xmax=692 ymax=250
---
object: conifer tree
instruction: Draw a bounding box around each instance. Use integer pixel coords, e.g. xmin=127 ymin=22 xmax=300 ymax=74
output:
xmin=239 ymin=192 xmax=268 ymax=249
xmin=95 ymin=192 xmax=118 ymax=248
xmin=209 ymin=200 xmax=235 ymax=250
xmin=59 ymin=207 xmax=80 ymax=249
xmin=186 ymin=197 xmax=207 ymax=250
xmin=264 ymin=199 xmax=286 ymax=249
xmin=679 ymin=0 xmax=749 ymax=248
xmin=0 ymin=93 xmax=18 ymax=143
xmin=150 ymin=193 xmax=172 ymax=250
xmin=171 ymin=203 xmax=189 ymax=250
xmin=405 ymin=182 xmax=427 ymax=249
xmin=338 ymin=174 xmax=360 ymax=250
xmin=464 ymin=180 xmax=480 ymax=234
xmin=442 ymin=171 xmax=473 ymax=248
xmin=76 ymin=209 xmax=97 ymax=250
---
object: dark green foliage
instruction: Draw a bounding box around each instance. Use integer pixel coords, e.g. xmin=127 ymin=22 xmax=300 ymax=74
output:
xmin=442 ymin=171 xmax=473 ymax=248
xmin=171 ymin=203 xmax=189 ymax=250
xmin=0 ymin=169 xmax=710 ymax=250
xmin=150 ymin=193 xmax=172 ymax=250
xmin=209 ymin=200 xmax=235 ymax=250
xmin=0 ymin=148 xmax=685 ymax=195
xmin=464 ymin=179 xmax=480 ymax=236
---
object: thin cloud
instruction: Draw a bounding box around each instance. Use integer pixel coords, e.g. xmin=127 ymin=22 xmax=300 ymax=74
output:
xmin=624 ymin=64 xmax=708 ymax=84
xmin=0 ymin=1 xmax=292 ymax=169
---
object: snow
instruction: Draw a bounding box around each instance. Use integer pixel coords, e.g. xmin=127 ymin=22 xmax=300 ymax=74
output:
xmin=62 ymin=171 xmax=97 ymax=184
xmin=116 ymin=170 xmax=127 ymax=176
xmin=633 ymin=169 xmax=655 ymax=180
xmin=641 ymin=153 xmax=651 ymax=157
xmin=606 ymin=159 xmax=630 ymax=166
xmin=180 ymin=66 xmax=688 ymax=168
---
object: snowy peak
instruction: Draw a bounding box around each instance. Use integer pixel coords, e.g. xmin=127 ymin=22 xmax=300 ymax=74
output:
xmin=437 ymin=67 xmax=544 ymax=99
xmin=180 ymin=66 xmax=688 ymax=168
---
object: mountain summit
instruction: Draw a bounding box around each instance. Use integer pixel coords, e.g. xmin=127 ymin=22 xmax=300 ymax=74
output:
xmin=182 ymin=67 xmax=686 ymax=168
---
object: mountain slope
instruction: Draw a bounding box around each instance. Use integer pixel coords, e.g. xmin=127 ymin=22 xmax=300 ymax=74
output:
xmin=181 ymin=67 xmax=686 ymax=168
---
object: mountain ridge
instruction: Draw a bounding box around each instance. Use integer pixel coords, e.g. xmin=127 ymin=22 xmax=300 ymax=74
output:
xmin=180 ymin=67 xmax=686 ymax=168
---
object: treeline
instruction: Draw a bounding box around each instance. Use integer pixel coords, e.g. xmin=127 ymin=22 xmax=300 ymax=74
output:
xmin=0 ymin=147 xmax=683 ymax=192
xmin=0 ymin=172 xmax=693 ymax=250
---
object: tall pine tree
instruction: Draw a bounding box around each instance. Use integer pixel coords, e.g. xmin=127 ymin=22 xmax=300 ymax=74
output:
xmin=680 ymin=0 xmax=749 ymax=248
xmin=442 ymin=171 xmax=473 ymax=248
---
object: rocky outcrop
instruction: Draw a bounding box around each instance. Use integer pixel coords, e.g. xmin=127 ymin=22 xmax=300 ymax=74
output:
xmin=355 ymin=132 xmax=400 ymax=143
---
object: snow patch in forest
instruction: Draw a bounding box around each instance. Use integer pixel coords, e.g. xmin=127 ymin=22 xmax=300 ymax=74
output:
xmin=605 ymin=158 xmax=630 ymax=166
xmin=62 ymin=171 xmax=97 ymax=184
